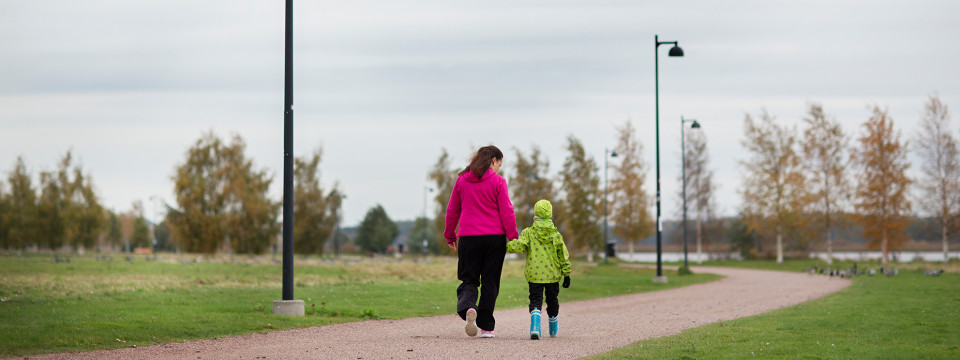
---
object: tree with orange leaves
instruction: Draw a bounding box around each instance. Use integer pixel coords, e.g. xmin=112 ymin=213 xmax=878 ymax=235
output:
xmin=740 ymin=110 xmax=809 ymax=263
xmin=852 ymin=106 xmax=912 ymax=266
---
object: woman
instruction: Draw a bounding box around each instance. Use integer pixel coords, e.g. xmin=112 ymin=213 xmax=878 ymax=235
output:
xmin=445 ymin=145 xmax=519 ymax=338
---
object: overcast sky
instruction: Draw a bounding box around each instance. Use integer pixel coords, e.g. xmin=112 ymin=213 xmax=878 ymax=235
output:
xmin=2 ymin=0 xmax=958 ymax=227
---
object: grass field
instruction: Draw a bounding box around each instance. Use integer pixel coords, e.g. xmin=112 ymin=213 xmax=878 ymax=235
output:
xmin=0 ymin=253 xmax=719 ymax=357
xmin=590 ymin=259 xmax=960 ymax=359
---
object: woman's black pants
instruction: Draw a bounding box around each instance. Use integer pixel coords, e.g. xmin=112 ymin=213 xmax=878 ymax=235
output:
xmin=456 ymin=234 xmax=507 ymax=331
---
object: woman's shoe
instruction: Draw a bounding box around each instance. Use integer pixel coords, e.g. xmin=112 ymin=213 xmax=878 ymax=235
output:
xmin=548 ymin=316 xmax=558 ymax=337
xmin=464 ymin=308 xmax=478 ymax=337
xmin=479 ymin=329 xmax=496 ymax=338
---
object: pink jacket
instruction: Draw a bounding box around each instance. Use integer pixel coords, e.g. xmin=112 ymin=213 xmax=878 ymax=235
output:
xmin=444 ymin=169 xmax=519 ymax=243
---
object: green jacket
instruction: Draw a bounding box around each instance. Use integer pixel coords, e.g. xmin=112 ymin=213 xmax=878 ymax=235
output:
xmin=506 ymin=200 xmax=571 ymax=283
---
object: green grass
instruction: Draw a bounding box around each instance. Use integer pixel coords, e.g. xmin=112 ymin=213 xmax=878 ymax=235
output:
xmin=0 ymin=253 xmax=719 ymax=357
xmin=589 ymin=261 xmax=960 ymax=360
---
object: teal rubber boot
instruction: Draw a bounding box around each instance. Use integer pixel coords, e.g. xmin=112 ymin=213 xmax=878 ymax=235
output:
xmin=549 ymin=316 xmax=558 ymax=337
xmin=530 ymin=308 xmax=541 ymax=340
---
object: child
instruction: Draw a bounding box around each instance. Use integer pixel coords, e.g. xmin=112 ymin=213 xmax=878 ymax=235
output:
xmin=506 ymin=199 xmax=572 ymax=340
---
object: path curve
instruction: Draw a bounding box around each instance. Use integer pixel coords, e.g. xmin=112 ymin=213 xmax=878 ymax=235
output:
xmin=29 ymin=266 xmax=850 ymax=360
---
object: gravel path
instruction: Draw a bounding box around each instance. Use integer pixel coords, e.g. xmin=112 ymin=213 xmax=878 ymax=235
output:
xmin=26 ymin=266 xmax=850 ymax=360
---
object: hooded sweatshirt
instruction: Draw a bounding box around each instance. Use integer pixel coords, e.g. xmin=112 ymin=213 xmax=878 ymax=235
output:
xmin=444 ymin=168 xmax=519 ymax=243
xmin=506 ymin=200 xmax=572 ymax=283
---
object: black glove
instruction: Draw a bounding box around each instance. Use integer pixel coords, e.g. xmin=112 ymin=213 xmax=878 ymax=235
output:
xmin=562 ymin=276 xmax=570 ymax=288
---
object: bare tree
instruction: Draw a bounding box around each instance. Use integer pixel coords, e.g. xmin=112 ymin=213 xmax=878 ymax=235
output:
xmin=802 ymin=103 xmax=850 ymax=265
xmin=679 ymin=130 xmax=716 ymax=264
xmin=914 ymin=95 xmax=958 ymax=264
xmin=610 ymin=120 xmax=654 ymax=259
xmin=740 ymin=110 xmax=808 ymax=263
xmin=853 ymin=106 xmax=912 ymax=267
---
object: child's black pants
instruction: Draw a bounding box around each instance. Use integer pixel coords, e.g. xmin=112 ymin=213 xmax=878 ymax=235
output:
xmin=456 ymin=234 xmax=507 ymax=331
xmin=528 ymin=282 xmax=560 ymax=318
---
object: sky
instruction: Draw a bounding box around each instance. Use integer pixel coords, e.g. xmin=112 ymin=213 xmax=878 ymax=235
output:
xmin=1 ymin=0 xmax=958 ymax=227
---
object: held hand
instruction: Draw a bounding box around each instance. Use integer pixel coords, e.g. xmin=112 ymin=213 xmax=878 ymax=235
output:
xmin=447 ymin=240 xmax=457 ymax=251
xmin=562 ymin=276 xmax=570 ymax=288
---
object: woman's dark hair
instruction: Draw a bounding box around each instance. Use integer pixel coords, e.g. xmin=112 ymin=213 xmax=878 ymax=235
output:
xmin=460 ymin=145 xmax=503 ymax=178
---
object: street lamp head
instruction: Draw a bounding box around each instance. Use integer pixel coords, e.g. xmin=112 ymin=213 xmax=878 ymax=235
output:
xmin=668 ymin=45 xmax=684 ymax=57
xmin=691 ymin=120 xmax=701 ymax=129
xmin=610 ymin=151 xmax=619 ymax=158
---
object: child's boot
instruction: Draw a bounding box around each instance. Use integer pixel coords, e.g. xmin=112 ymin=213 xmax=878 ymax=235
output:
xmin=530 ymin=308 xmax=541 ymax=340
xmin=548 ymin=316 xmax=559 ymax=337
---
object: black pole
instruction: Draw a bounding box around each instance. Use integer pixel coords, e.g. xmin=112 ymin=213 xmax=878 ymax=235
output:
xmin=681 ymin=117 xmax=689 ymax=269
xmin=654 ymin=35 xmax=663 ymax=278
xmin=281 ymin=0 xmax=294 ymax=301
xmin=603 ymin=148 xmax=608 ymax=264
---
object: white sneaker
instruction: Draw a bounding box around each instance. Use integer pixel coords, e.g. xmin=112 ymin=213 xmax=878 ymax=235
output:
xmin=479 ymin=329 xmax=496 ymax=338
xmin=464 ymin=308 xmax=478 ymax=337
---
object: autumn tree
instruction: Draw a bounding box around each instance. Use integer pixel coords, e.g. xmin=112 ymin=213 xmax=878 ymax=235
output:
xmin=914 ymin=96 xmax=958 ymax=264
xmin=740 ymin=110 xmax=809 ymax=263
xmin=36 ymin=168 xmax=65 ymax=250
xmin=169 ymin=133 xmax=230 ymax=253
xmin=130 ymin=201 xmax=151 ymax=249
xmin=802 ymin=103 xmax=850 ymax=265
xmin=293 ymin=149 xmax=340 ymax=255
xmin=509 ymin=146 xmax=555 ymax=230
xmin=28 ymin=151 xmax=105 ymax=252
xmin=852 ymin=106 xmax=912 ymax=266
xmin=559 ymin=135 xmax=602 ymax=260
xmin=169 ymin=132 xmax=279 ymax=254
xmin=678 ymin=129 xmax=716 ymax=264
xmin=105 ymin=209 xmax=122 ymax=252
xmin=355 ymin=204 xmax=399 ymax=254
xmin=2 ymin=157 xmax=38 ymax=252
xmin=609 ymin=120 xmax=654 ymax=258
xmin=221 ymin=137 xmax=279 ymax=254
xmin=63 ymin=165 xmax=105 ymax=251
xmin=429 ymin=148 xmax=458 ymax=254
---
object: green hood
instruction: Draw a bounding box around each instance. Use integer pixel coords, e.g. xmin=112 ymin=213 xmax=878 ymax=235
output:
xmin=534 ymin=199 xmax=552 ymax=219
xmin=531 ymin=199 xmax=556 ymax=242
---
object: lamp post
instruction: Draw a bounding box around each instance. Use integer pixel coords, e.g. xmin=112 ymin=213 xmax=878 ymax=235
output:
xmin=422 ymin=186 xmax=434 ymax=257
xmin=603 ymin=148 xmax=618 ymax=264
xmin=681 ymin=116 xmax=701 ymax=270
xmin=274 ymin=0 xmax=304 ymax=316
xmin=654 ymin=34 xmax=684 ymax=283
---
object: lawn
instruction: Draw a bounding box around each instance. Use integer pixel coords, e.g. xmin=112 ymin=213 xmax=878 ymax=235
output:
xmin=0 ymin=253 xmax=720 ymax=357
xmin=590 ymin=259 xmax=960 ymax=359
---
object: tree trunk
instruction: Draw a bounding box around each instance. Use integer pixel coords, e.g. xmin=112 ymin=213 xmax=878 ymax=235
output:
xmin=696 ymin=217 xmax=702 ymax=264
xmin=776 ymin=224 xmax=783 ymax=264
xmin=628 ymin=241 xmax=634 ymax=263
xmin=587 ymin=250 xmax=594 ymax=263
xmin=881 ymin=228 xmax=888 ymax=267
xmin=826 ymin=227 xmax=833 ymax=266
xmin=943 ymin=224 xmax=949 ymax=265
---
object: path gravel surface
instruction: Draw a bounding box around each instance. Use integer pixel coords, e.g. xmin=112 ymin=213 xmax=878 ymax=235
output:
xmin=24 ymin=266 xmax=850 ymax=360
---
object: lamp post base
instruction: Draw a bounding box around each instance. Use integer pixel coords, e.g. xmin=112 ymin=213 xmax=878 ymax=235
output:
xmin=652 ymin=276 xmax=669 ymax=284
xmin=273 ymin=299 xmax=305 ymax=316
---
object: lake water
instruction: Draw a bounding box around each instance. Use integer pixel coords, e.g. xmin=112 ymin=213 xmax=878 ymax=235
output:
xmin=615 ymin=251 xmax=959 ymax=263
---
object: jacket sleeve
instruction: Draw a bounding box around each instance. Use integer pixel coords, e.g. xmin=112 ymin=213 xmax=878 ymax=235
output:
xmin=556 ymin=234 xmax=571 ymax=276
xmin=498 ymin=177 xmax=520 ymax=240
xmin=506 ymin=229 xmax=530 ymax=254
xmin=443 ymin=178 xmax=462 ymax=244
